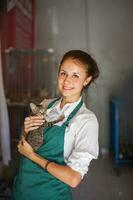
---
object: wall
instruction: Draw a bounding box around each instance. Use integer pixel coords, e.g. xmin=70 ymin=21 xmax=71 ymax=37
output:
xmin=87 ymin=0 xmax=133 ymax=152
xmin=35 ymin=0 xmax=133 ymax=152
xmin=36 ymin=0 xmax=88 ymax=59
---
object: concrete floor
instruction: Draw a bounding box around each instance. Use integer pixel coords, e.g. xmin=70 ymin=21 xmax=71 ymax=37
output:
xmin=72 ymin=156 xmax=133 ymax=200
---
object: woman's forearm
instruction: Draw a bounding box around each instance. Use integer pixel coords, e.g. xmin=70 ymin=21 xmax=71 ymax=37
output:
xmin=29 ymin=152 xmax=81 ymax=188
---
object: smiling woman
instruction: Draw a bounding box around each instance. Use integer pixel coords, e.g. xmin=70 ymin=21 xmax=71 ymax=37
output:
xmin=13 ymin=50 xmax=99 ymax=200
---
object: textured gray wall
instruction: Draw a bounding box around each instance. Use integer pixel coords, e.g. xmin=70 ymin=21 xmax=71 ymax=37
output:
xmin=35 ymin=0 xmax=88 ymax=58
xmin=87 ymin=0 xmax=133 ymax=152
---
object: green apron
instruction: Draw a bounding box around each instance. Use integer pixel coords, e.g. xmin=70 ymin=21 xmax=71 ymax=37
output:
xmin=13 ymin=98 xmax=83 ymax=200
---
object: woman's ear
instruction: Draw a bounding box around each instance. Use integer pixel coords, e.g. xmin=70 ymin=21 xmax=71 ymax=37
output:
xmin=83 ymin=76 xmax=92 ymax=87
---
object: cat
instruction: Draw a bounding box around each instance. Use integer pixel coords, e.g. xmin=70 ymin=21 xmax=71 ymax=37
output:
xmin=22 ymin=99 xmax=65 ymax=151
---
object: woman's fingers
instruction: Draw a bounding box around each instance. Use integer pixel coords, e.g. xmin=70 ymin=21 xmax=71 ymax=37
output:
xmin=24 ymin=118 xmax=45 ymax=127
xmin=24 ymin=122 xmax=44 ymax=131
xmin=24 ymin=116 xmax=45 ymax=134
xmin=25 ymin=116 xmax=44 ymax=121
xmin=24 ymin=120 xmax=44 ymax=126
xmin=25 ymin=126 xmax=39 ymax=132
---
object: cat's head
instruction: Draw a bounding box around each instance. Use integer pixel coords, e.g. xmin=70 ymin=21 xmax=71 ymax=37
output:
xmin=30 ymin=102 xmax=47 ymax=115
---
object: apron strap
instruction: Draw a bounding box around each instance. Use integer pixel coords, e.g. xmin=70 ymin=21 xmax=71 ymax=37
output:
xmin=47 ymin=97 xmax=61 ymax=109
xmin=63 ymin=98 xmax=83 ymax=127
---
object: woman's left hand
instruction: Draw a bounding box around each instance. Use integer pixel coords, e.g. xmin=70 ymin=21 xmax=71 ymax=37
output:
xmin=17 ymin=136 xmax=34 ymax=158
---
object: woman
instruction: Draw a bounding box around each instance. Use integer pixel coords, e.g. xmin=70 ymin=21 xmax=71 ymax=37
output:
xmin=13 ymin=50 xmax=99 ymax=200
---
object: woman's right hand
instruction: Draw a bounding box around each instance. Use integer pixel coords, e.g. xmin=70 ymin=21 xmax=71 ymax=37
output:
xmin=24 ymin=116 xmax=45 ymax=134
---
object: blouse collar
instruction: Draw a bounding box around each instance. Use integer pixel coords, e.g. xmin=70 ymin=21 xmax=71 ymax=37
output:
xmin=46 ymin=96 xmax=82 ymax=119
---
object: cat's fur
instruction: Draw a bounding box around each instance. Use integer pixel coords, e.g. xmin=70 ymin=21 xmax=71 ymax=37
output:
xmin=23 ymin=99 xmax=64 ymax=151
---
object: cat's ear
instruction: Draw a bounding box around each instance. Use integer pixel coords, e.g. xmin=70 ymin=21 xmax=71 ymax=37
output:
xmin=40 ymin=99 xmax=48 ymax=109
xmin=30 ymin=103 xmax=38 ymax=114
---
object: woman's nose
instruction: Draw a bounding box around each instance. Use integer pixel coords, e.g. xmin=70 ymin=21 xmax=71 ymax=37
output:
xmin=64 ymin=75 xmax=72 ymax=83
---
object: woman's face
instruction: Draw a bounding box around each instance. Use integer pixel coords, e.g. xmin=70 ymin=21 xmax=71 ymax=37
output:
xmin=57 ymin=58 xmax=92 ymax=102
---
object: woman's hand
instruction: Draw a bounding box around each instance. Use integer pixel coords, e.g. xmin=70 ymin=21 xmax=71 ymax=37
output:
xmin=24 ymin=115 xmax=45 ymax=134
xmin=17 ymin=136 xmax=34 ymax=159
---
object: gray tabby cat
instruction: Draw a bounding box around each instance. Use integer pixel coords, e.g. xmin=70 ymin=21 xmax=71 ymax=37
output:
xmin=23 ymin=99 xmax=64 ymax=151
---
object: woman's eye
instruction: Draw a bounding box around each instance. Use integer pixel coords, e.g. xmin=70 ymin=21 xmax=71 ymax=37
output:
xmin=72 ymin=74 xmax=79 ymax=78
xmin=60 ymin=72 xmax=66 ymax=76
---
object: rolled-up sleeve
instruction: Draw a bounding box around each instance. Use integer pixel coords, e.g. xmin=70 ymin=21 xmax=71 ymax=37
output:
xmin=66 ymin=115 xmax=99 ymax=178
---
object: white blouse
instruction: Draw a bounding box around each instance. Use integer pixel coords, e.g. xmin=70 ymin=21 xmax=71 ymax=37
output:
xmin=44 ymin=97 xmax=99 ymax=178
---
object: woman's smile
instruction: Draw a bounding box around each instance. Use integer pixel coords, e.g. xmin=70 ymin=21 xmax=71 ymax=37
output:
xmin=63 ymin=86 xmax=74 ymax=90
